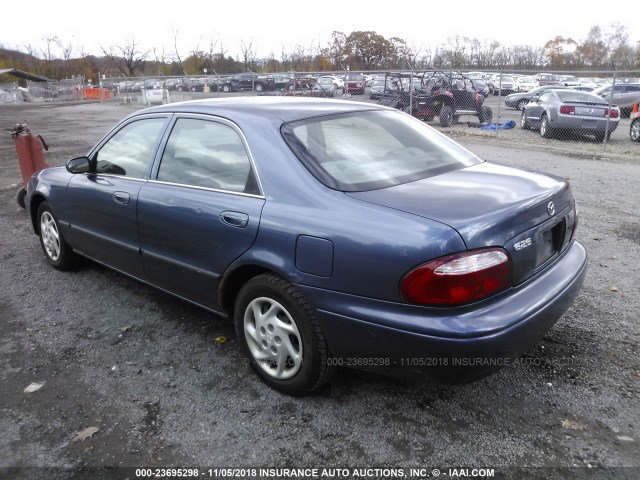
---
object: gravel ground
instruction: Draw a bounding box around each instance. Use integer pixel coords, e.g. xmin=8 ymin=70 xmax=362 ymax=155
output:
xmin=0 ymin=101 xmax=639 ymax=480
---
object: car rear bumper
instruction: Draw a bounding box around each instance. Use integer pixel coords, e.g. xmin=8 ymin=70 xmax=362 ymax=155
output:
xmin=299 ymin=240 xmax=587 ymax=383
xmin=551 ymin=115 xmax=619 ymax=133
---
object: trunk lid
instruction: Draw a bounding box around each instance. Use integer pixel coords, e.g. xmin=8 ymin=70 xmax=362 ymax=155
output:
xmin=347 ymin=162 xmax=577 ymax=284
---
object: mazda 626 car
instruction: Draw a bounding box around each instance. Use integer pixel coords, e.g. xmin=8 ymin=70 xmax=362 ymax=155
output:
xmin=25 ymin=97 xmax=587 ymax=395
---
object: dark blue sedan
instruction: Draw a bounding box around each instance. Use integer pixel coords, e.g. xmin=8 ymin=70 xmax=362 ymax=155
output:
xmin=25 ymin=97 xmax=587 ymax=395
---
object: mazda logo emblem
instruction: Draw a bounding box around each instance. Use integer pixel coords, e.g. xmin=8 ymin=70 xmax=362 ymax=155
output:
xmin=547 ymin=201 xmax=555 ymax=216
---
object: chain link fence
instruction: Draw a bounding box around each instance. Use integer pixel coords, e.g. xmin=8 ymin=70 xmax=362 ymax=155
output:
xmin=2 ymin=69 xmax=639 ymax=154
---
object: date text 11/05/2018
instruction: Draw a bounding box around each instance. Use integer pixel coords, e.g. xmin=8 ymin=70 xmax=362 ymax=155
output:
xmin=134 ymin=467 xmax=497 ymax=478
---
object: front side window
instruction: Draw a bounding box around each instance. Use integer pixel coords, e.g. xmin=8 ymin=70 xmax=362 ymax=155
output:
xmin=157 ymin=118 xmax=258 ymax=194
xmin=282 ymin=110 xmax=481 ymax=192
xmin=95 ymin=117 xmax=167 ymax=178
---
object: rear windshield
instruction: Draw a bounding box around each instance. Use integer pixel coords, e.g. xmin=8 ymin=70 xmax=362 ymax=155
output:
xmin=281 ymin=110 xmax=482 ymax=192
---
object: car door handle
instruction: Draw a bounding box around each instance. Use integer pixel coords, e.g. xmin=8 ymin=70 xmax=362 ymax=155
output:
xmin=113 ymin=191 xmax=130 ymax=205
xmin=220 ymin=211 xmax=249 ymax=228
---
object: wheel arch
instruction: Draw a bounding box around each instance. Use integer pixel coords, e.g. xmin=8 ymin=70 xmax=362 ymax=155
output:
xmin=218 ymin=263 xmax=290 ymax=317
xmin=29 ymin=193 xmax=48 ymax=234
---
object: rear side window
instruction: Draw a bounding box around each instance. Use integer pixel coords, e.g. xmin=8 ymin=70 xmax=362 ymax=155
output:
xmin=95 ymin=117 xmax=167 ymax=178
xmin=157 ymin=118 xmax=259 ymax=194
xmin=282 ymin=110 xmax=481 ymax=192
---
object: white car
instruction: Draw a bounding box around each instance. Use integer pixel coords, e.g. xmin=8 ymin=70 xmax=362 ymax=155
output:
xmin=515 ymin=76 xmax=537 ymax=92
xmin=318 ymin=75 xmax=344 ymax=89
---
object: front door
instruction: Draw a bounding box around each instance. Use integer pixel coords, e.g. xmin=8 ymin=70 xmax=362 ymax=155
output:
xmin=66 ymin=116 xmax=169 ymax=277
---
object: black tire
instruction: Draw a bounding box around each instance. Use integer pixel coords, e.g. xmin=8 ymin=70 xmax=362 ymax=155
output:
xmin=540 ymin=114 xmax=553 ymax=138
xmin=16 ymin=187 xmax=26 ymax=209
xmin=630 ymin=118 xmax=640 ymax=142
xmin=520 ymin=110 xmax=530 ymax=130
xmin=517 ymin=99 xmax=528 ymax=111
xmin=37 ymin=202 xmax=76 ymax=270
xmin=255 ymin=83 xmax=264 ymax=92
xmin=439 ymin=105 xmax=454 ymax=127
xmin=480 ymin=106 xmax=493 ymax=124
xmin=222 ymin=84 xmax=231 ymax=93
xmin=234 ymin=274 xmax=334 ymax=395
xmin=595 ymin=130 xmax=611 ymax=143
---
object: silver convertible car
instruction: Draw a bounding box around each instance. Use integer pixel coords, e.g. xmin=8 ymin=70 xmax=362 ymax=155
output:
xmin=25 ymin=98 xmax=587 ymax=395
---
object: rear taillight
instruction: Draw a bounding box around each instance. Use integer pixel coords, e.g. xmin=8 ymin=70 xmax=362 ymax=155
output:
xmin=605 ymin=108 xmax=619 ymax=118
xmin=560 ymin=105 xmax=575 ymax=115
xmin=401 ymin=248 xmax=512 ymax=306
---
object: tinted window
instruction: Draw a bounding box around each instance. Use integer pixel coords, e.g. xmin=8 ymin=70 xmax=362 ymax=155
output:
xmin=282 ymin=110 xmax=481 ymax=192
xmin=95 ymin=118 xmax=166 ymax=177
xmin=157 ymin=118 xmax=258 ymax=194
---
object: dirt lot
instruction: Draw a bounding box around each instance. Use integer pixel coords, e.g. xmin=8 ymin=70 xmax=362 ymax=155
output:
xmin=0 ymin=100 xmax=639 ymax=479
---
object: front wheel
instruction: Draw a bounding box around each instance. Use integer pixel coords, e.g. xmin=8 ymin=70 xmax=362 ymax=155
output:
xmin=37 ymin=202 xmax=76 ymax=270
xmin=517 ymin=99 xmax=528 ymax=111
xmin=630 ymin=118 xmax=640 ymax=142
xmin=234 ymin=274 xmax=334 ymax=395
xmin=16 ymin=187 xmax=26 ymax=209
xmin=222 ymin=84 xmax=231 ymax=93
xmin=439 ymin=105 xmax=454 ymax=127
xmin=255 ymin=84 xmax=264 ymax=92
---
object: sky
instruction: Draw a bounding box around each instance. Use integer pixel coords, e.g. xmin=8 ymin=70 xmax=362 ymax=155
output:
xmin=1 ymin=1 xmax=639 ymax=62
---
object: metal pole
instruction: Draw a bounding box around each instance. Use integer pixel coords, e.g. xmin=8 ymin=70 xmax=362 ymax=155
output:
xmin=340 ymin=63 xmax=349 ymax=99
xmin=603 ymin=63 xmax=616 ymax=151
xmin=248 ymin=68 xmax=255 ymax=94
xmin=495 ymin=66 xmax=503 ymax=136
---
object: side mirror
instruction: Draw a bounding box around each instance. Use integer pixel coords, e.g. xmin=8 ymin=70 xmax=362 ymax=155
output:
xmin=530 ymin=95 xmax=540 ymax=103
xmin=66 ymin=156 xmax=92 ymax=174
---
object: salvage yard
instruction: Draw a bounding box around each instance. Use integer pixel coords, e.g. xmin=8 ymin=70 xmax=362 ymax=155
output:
xmin=0 ymin=100 xmax=639 ymax=479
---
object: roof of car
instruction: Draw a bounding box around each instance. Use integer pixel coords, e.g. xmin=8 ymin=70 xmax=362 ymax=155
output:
xmin=138 ymin=97 xmax=383 ymax=123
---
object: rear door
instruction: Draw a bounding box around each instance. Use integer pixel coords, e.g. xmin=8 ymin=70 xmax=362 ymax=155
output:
xmin=137 ymin=115 xmax=265 ymax=311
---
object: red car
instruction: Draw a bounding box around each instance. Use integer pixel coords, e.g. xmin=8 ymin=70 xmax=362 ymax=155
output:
xmin=346 ymin=73 xmax=365 ymax=95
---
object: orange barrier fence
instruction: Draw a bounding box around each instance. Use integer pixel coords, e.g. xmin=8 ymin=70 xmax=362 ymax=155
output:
xmin=83 ymin=88 xmax=111 ymax=100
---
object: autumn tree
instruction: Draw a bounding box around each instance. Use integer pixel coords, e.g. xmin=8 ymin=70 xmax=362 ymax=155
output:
xmin=345 ymin=31 xmax=393 ymax=69
xmin=543 ymin=36 xmax=577 ymax=68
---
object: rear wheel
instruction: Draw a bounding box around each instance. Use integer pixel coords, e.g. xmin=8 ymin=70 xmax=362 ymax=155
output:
xmin=37 ymin=202 xmax=76 ymax=270
xmin=520 ymin=110 xmax=530 ymax=130
xmin=439 ymin=106 xmax=454 ymax=127
xmin=595 ymin=130 xmax=611 ymax=143
xmin=255 ymin=83 xmax=264 ymax=92
xmin=480 ymin=106 xmax=493 ymax=124
xmin=222 ymin=84 xmax=231 ymax=93
xmin=630 ymin=118 xmax=640 ymax=142
xmin=540 ymin=114 xmax=553 ymax=138
xmin=517 ymin=99 xmax=528 ymax=111
xmin=234 ymin=274 xmax=334 ymax=395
